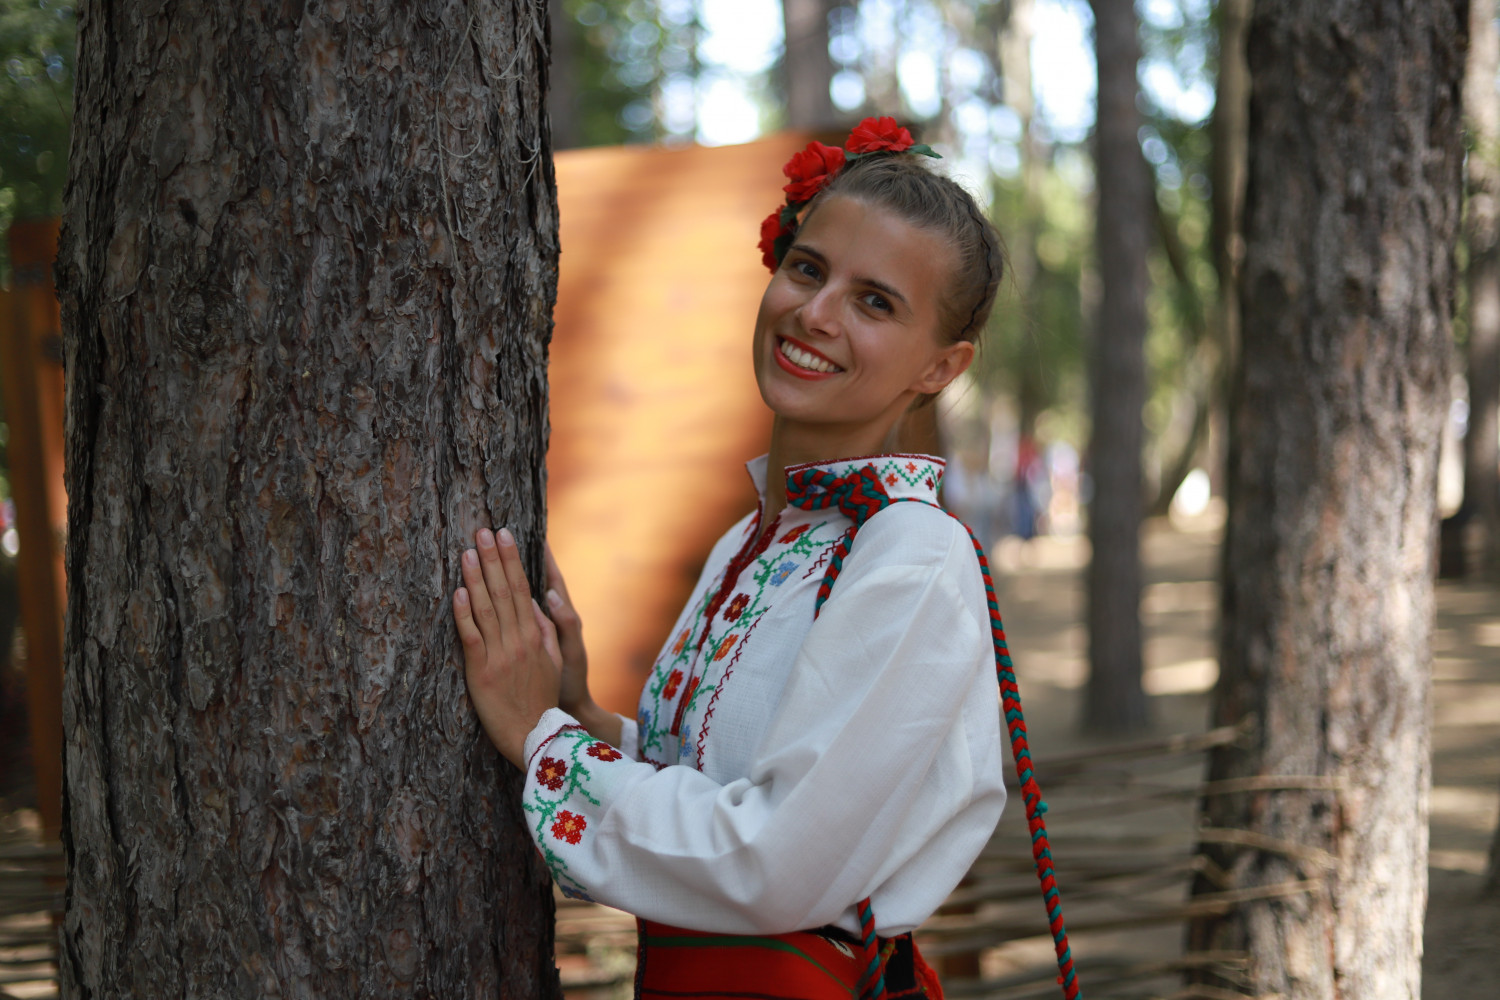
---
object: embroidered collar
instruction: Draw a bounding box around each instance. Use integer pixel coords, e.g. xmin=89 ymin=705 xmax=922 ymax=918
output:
xmin=746 ymin=452 xmax=946 ymax=505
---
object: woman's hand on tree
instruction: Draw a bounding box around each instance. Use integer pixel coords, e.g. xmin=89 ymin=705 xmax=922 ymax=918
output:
xmin=542 ymin=545 xmax=623 ymax=745
xmin=544 ymin=543 xmax=594 ymax=718
xmin=453 ymin=527 xmax=561 ymax=766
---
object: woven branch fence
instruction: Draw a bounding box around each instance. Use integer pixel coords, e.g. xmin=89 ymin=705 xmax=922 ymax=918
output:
xmin=0 ymin=721 xmax=1301 ymax=999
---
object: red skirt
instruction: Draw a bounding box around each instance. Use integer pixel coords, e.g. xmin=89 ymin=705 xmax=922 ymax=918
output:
xmin=634 ymin=919 xmax=944 ymax=1000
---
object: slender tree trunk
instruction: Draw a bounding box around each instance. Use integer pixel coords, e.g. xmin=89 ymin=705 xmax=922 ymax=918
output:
xmin=1465 ymin=0 xmax=1500 ymax=577
xmin=782 ymin=0 xmax=837 ymax=129
xmin=998 ymin=0 xmax=1051 ymax=453
xmin=1084 ymin=0 xmax=1150 ymax=735
xmin=1186 ymin=2 xmax=1466 ymax=996
xmin=1487 ymin=784 xmax=1500 ymax=895
xmin=1208 ymin=0 xmax=1250 ymax=500
xmin=1466 ymin=0 xmax=1500 ymax=904
xmin=548 ymin=0 xmax=581 ymax=149
xmin=57 ymin=2 xmax=562 ymax=996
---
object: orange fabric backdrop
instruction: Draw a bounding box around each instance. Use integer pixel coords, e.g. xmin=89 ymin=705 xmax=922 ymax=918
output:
xmin=548 ymin=135 xmax=812 ymax=715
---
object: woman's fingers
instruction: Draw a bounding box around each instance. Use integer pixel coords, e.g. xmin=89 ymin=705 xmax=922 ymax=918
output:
xmin=475 ymin=528 xmax=524 ymax=644
xmin=532 ymin=598 xmax=562 ymax=668
xmin=544 ymin=543 xmax=574 ymax=605
xmin=452 ymin=587 xmax=487 ymax=666
xmin=460 ymin=547 xmax=502 ymax=650
xmin=495 ymin=528 xmax=545 ymax=652
xmin=543 ymin=544 xmax=585 ymax=652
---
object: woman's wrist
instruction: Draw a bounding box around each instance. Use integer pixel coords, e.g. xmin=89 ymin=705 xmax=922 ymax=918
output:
xmin=563 ymin=697 xmax=624 ymax=747
xmin=562 ymin=696 xmax=604 ymax=730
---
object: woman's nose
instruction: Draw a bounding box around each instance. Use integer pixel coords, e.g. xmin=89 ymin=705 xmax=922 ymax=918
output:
xmin=797 ymin=285 xmax=841 ymax=339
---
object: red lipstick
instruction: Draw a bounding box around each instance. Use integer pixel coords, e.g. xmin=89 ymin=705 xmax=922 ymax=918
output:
xmin=773 ymin=336 xmax=842 ymax=381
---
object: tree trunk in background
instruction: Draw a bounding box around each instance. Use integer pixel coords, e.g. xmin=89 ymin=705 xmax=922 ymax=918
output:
xmin=1084 ymin=0 xmax=1150 ymax=735
xmin=549 ymin=0 xmax=582 ymax=149
xmin=1465 ymin=0 xmax=1500 ymax=578
xmin=1466 ymin=0 xmax=1500 ymax=906
xmin=1186 ymin=2 xmax=1465 ymax=996
xmin=998 ymin=0 xmax=1050 ymax=446
xmin=57 ymin=2 xmax=562 ymax=996
xmin=782 ymin=0 xmax=837 ymax=129
xmin=1208 ymin=0 xmax=1250 ymax=497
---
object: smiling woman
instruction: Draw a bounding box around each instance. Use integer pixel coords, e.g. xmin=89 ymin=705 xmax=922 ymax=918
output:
xmin=452 ymin=118 xmax=1079 ymax=1000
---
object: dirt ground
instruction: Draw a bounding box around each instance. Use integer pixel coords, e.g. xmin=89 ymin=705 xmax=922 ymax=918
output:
xmin=2 ymin=515 xmax=1497 ymax=998
xmin=989 ymin=514 xmax=1500 ymax=999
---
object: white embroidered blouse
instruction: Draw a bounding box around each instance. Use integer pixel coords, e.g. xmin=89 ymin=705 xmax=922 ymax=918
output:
xmin=519 ymin=453 xmax=1007 ymax=937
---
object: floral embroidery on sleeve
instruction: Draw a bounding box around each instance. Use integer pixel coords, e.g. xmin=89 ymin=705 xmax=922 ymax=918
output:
xmin=536 ymin=756 xmax=567 ymax=791
xmin=551 ymin=811 xmax=587 ymax=844
xmin=523 ymin=728 xmax=629 ymax=900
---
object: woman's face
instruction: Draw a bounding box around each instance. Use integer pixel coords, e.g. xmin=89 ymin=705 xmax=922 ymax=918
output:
xmin=752 ymin=195 xmax=974 ymax=445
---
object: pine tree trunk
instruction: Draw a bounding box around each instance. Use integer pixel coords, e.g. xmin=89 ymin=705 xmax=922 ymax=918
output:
xmin=1186 ymin=2 xmax=1466 ymax=996
xmin=781 ymin=0 xmax=836 ymax=129
xmin=548 ymin=0 xmax=581 ymax=150
xmin=1208 ymin=0 xmax=1250 ymax=499
xmin=1464 ymin=0 xmax=1500 ymax=579
xmin=56 ymin=2 xmax=563 ymax=996
xmin=1084 ymin=0 xmax=1150 ymax=735
xmin=1466 ymin=0 xmax=1500 ymax=906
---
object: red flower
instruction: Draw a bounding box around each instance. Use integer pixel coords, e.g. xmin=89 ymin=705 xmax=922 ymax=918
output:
xmin=536 ymin=756 xmax=567 ymax=791
xmin=906 ymin=461 xmax=918 ymax=473
xmin=885 ymin=473 xmax=899 ymax=487
xmin=663 ymin=668 xmax=684 ymax=699
xmin=671 ymin=629 xmax=689 ymax=655
xmin=782 ymin=141 xmax=846 ymax=202
xmin=779 ymin=524 xmax=811 ymax=544
xmin=724 ymin=593 xmax=750 ymax=622
xmin=587 ymin=742 xmax=623 ymax=762
xmin=551 ymin=810 xmax=587 ymax=845
xmin=714 ymin=633 xmax=739 ymax=661
xmin=759 ymin=210 xmax=789 ymax=271
xmin=845 ymin=116 xmax=915 ymax=154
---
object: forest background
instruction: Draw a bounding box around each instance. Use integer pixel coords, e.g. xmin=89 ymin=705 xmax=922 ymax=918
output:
xmin=0 ymin=0 xmax=1495 ymax=997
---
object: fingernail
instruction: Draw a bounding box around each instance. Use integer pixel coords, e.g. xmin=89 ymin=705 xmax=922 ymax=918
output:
xmin=546 ymin=588 xmax=562 ymax=609
xmin=455 ymin=588 xmax=469 ymax=607
xmin=498 ymin=527 xmax=515 ymax=547
xmin=463 ymin=549 xmax=478 ymax=567
xmin=478 ymin=529 xmax=494 ymax=548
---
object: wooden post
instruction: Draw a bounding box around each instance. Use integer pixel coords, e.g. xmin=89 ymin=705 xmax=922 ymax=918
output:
xmin=0 ymin=217 xmax=67 ymax=841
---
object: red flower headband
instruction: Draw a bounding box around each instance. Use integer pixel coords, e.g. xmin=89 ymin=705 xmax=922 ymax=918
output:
xmin=758 ymin=116 xmax=940 ymax=272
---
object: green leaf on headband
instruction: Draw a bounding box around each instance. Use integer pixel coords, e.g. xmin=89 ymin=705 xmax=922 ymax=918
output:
xmin=773 ymin=230 xmax=796 ymax=264
xmin=908 ymin=144 xmax=941 ymax=159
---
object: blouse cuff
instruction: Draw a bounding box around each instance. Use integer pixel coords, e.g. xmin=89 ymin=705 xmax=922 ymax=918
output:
xmin=523 ymin=707 xmax=584 ymax=771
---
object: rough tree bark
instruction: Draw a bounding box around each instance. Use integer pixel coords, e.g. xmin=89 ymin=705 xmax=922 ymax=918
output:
xmin=781 ymin=0 xmax=836 ymax=129
xmin=57 ymin=1 xmax=563 ymax=996
xmin=1084 ymin=0 xmax=1151 ymax=734
xmin=1186 ymin=2 xmax=1467 ymax=997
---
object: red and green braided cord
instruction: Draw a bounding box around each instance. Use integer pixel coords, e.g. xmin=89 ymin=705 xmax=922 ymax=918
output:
xmin=787 ymin=466 xmax=1081 ymax=1000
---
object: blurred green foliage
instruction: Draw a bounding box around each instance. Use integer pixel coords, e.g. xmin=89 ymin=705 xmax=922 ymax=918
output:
xmin=0 ymin=0 xmax=74 ymax=278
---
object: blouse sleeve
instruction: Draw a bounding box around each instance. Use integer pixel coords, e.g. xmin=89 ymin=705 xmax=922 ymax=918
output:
xmin=517 ymin=507 xmax=1006 ymax=934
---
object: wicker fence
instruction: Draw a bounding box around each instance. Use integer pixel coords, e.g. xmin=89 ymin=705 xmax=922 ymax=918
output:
xmin=0 ymin=722 xmax=1287 ymax=999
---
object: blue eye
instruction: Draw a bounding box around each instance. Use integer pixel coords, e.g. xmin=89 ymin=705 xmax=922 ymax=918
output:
xmin=862 ymin=292 xmax=892 ymax=312
xmin=793 ymin=259 xmax=821 ymax=280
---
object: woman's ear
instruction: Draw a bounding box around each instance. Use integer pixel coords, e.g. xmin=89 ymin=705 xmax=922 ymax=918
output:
xmin=912 ymin=341 xmax=976 ymax=396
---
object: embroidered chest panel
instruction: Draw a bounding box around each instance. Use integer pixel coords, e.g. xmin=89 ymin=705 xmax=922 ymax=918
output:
xmin=636 ymin=513 xmax=846 ymax=780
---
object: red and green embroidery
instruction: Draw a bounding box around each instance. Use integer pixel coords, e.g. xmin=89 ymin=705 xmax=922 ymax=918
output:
xmin=644 ymin=517 xmax=840 ymax=768
xmin=523 ymin=726 xmax=627 ymax=900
